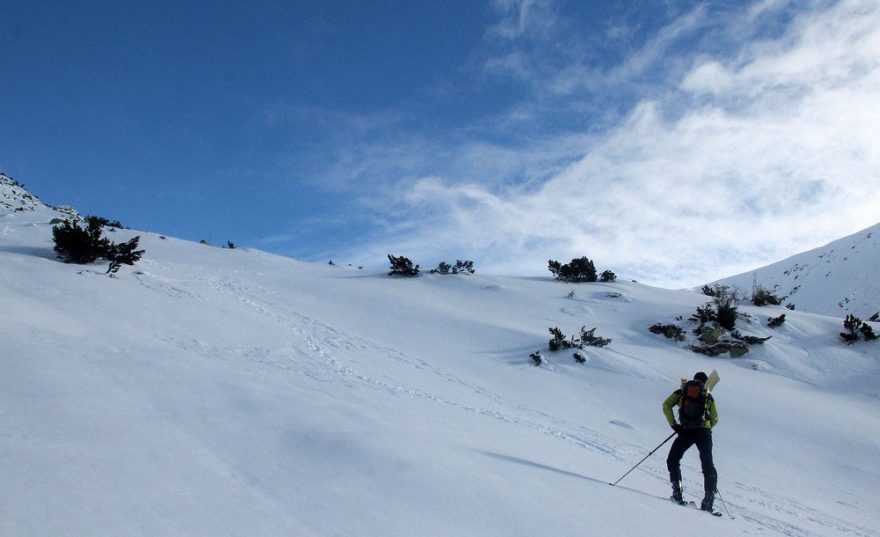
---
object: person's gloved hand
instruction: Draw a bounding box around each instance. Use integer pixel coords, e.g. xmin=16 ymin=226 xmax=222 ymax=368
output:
xmin=672 ymin=424 xmax=685 ymax=434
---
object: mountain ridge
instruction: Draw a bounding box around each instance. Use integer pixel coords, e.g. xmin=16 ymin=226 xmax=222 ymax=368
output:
xmin=710 ymin=222 xmax=880 ymax=318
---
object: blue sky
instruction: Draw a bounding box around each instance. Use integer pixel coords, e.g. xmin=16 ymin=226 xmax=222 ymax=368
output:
xmin=2 ymin=0 xmax=879 ymax=287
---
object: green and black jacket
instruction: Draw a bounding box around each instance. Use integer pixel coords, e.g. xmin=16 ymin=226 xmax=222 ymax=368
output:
xmin=663 ymin=389 xmax=719 ymax=429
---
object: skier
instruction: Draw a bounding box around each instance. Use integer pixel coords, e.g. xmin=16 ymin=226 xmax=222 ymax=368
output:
xmin=662 ymin=371 xmax=719 ymax=512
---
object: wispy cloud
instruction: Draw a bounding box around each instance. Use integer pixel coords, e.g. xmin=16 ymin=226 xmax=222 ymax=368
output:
xmin=487 ymin=0 xmax=558 ymax=40
xmin=291 ymin=0 xmax=880 ymax=288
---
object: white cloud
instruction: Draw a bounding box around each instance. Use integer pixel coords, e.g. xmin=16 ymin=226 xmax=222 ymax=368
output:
xmin=321 ymin=1 xmax=880 ymax=288
xmin=605 ymin=4 xmax=707 ymax=85
xmin=680 ymin=61 xmax=734 ymax=94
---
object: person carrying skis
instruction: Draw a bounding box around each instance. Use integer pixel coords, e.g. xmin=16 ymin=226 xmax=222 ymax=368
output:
xmin=663 ymin=371 xmax=719 ymax=512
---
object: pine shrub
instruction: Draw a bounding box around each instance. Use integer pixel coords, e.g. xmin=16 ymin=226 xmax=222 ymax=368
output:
xmin=548 ymin=257 xmax=597 ymax=283
xmin=106 ymin=237 xmax=145 ymax=274
xmin=840 ymin=315 xmax=877 ymax=344
xmin=548 ymin=327 xmax=569 ymax=351
xmin=52 ymin=218 xmax=110 ymax=264
xmin=431 ymin=261 xmax=453 ymax=274
xmin=690 ymin=304 xmax=716 ymax=326
xmin=579 ymin=326 xmax=611 ymax=347
xmin=768 ymin=314 xmax=786 ymax=328
xmin=715 ymin=300 xmax=738 ymax=331
xmin=388 ymin=255 xmax=420 ymax=277
xmin=547 ymin=325 xmax=610 ymax=350
xmin=691 ymin=295 xmax=738 ymax=332
xmin=430 ymin=260 xmax=475 ymax=275
xmin=52 ymin=217 xmax=144 ymax=273
xmin=752 ymin=285 xmax=783 ymax=306
xmin=649 ymin=323 xmax=685 ymax=341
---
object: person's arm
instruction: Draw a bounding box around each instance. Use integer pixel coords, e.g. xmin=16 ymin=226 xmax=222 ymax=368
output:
xmin=662 ymin=391 xmax=680 ymax=428
xmin=706 ymin=396 xmax=719 ymax=428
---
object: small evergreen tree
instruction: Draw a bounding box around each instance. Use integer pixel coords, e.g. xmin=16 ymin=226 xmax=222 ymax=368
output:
xmin=548 ymin=257 xmax=597 ymax=283
xmin=388 ymin=255 xmax=420 ymax=277
xmin=52 ymin=217 xmax=143 ymax=273
xmin=768 ymin=314 xmax=786 ymax=328
xmin=578 ymin=326 xmax=611 ymax=347
xmin=430 ymin=259 xmax=474 ymax=275
xmin=752 ymin=284 xmax=782 ymax=306
xmin=841 ymin=315 xmax=877 ymax=343
xmin=106 ymin=237 xmax=145 ymax=274
xmin=841 ymin=315 xmax=862 ymax=344
xmin=431 ymin=261 xmax=453 ymax=274
xmin=52 ymin=218 xmax=111 ymax=264
xmin=690 ymin=304 xmax=717 ymax=326
xmin=715 ymin=299 xmax=738 ymax=331
xmin=547 ymin=325 xmax=610 ymax=350
xmin=691 ymin=293 xmax=738 ymax=332
xmin=453 ymin=260 xmax=474 ymax=274
xmin=600 ymin=270 xmax=617 ymax=282
xmin=548 ymin=327 xmax=569 ymax=351
xmin=649 ymin=323 xmax=685 ymax=341
xmin=85 ymin=215 xmax=124 ymax=229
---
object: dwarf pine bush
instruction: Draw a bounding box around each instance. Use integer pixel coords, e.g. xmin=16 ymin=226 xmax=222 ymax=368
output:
xmin=52 ymin=218 xmax=110 ymax=264
xmin=52 ymin=217 xmax=144 ymax=274
xmin=548 ymin=257 xmax=597 ymax=283
xmin=841 ymin=315 xmax=877 ymax=344
xmin=388 ymin=255 xmax=420 ymax=277
xmin=752 ymin=284 xmax=783 ymax=306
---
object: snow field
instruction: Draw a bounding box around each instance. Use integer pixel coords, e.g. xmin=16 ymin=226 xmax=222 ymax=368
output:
xmin=1 ymin=203 xmax=878 ymax=536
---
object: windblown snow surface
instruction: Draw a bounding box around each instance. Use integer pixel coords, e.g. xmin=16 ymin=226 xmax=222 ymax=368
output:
xmin=1 ymin=176 xmax=878 ymax=537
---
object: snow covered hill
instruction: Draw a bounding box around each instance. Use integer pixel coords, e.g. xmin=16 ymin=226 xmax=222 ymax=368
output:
xmin=710 ymin=222 xmax=880 ymax=319
xmin=1 ymin=176 xmax=879 ymax=537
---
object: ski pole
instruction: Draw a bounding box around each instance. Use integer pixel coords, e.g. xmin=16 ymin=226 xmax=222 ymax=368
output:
xmin=610 ymin=432 xmax=677 ymax=486
xmin=716 ymin=488 xmax=734 ymax=519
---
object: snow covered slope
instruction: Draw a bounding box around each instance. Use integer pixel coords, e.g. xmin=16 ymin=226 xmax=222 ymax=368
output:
xmin=710 ymin=222 xmax=880 ymax=318
xmin=2 ymin=177 xmax=879 ymax=537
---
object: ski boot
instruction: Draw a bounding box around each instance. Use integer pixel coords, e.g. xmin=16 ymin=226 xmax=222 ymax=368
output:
xmin=700 ymin=490 xmax=715 ymax=512
xmin=671 ymin=481 xmax=684 ymax=503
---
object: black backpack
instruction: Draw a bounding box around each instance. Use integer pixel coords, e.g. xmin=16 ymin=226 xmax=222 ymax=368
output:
xmin=679 ymin=379 xmax=708 ymax=428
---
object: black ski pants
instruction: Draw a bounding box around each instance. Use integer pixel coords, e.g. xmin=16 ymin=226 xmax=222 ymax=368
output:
xmin=666 ymin=427 xmax=717 ymax=493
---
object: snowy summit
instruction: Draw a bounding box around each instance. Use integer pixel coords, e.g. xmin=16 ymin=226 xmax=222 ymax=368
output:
xmin=712 ymin=223 xmax=880 ymax=318
xmin=1 ymin=175 xmax=878 ymax=536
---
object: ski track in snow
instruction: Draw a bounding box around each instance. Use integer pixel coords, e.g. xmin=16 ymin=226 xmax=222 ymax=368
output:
xmin=146 ymin=269 xmax=624 ymax=459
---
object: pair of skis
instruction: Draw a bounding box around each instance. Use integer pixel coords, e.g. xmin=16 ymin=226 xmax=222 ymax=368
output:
xmin=672 ymin=498 xmax=723 ymax=517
